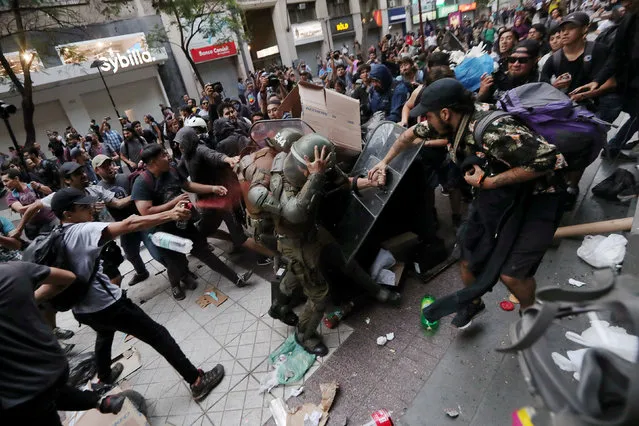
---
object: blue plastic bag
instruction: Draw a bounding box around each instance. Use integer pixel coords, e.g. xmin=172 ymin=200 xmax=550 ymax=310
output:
xmin=454 ymin=54 xmax=495 ymax=92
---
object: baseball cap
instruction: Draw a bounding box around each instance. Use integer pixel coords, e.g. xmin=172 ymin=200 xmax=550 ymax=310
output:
xmin=560 ymin=12 xmax=590 ymax=27
xmin=409 ymin=78 xmax=469 ymax=118
xmin=512 ymin=40 xmax=541 ymax=58
xmin=51 ymin=187 xmax=96 ymax=216
xmin=91 ymin=154 xmax=111 ymax=169
xmin=69 ymin=147 xmax=82 ymax=159
xmin=60 ymin=161 xmax=83 ymax=176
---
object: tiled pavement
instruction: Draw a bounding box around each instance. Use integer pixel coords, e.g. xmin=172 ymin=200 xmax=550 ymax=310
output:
xmin=56 ymin=243 xmax=354 ymax=426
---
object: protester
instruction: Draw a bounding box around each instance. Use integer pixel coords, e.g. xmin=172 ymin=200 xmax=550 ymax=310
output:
xmin=26 ymin=147 xmax=61 ymax=191
xmin=100 ymin=120 xmax=123 ymax=157
xmin=538 ymin=23 xmax=563 ymax=70
xmin=369 ymin=78 xmax=566 ymax=326
xmin=120 ymin=124 xmax=146 ymax=172
xmin=368 ymin=64 xmax=394 ymax=119
xmin=70 ymin=146 xmax=98 ymax=184
xmin=143 ymin=114 xmax=163 ymax=145
xmin=493 ymin=29 xmax=520 ymax=73
xmin=131 ymin=144 xmax=253 ymax=300
xmin=0 ymin=216 xmax=23 ymax=261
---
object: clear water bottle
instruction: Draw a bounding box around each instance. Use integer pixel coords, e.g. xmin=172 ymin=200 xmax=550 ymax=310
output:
xmin=176 ymin=201 xmax=193 ymax=230
xmin=151 ymin=232 xmax=193 ymax=254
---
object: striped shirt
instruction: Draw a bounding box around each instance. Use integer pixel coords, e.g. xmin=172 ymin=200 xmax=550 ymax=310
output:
xmin=102 ymin=130 xmax=123 ymax=154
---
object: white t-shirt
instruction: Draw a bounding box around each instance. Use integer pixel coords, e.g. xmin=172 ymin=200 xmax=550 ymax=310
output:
xmin=63 ymin=222 xmax=122 ymax=314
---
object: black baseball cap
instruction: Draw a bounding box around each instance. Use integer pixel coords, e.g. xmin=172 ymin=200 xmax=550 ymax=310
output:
xmin=560 ymin=12 xmax=590 ymax=27
xmin=512 ymin=40 xmax=541 ymax=58
xmin=60 ymin=162 xmax=83 ymax=176
xmin=409 ymin=78 xmax=469 ymax=118
xmin=51 ymin=187 xmax=96 ymax=216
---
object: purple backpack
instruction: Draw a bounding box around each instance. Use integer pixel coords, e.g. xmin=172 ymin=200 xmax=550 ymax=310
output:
xmin=473 ymin=82 xmax=609 ymax=165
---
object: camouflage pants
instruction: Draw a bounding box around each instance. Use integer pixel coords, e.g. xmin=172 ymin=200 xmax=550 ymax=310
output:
xmin=277 ymin=238 xmax=329 ymax=341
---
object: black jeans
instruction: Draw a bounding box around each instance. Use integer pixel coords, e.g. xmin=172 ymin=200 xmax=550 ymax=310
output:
xmin=159 ymin=222 xmax=238 ymax=288
xmin=74 ymin=295 xmax=199 ymax=384
xmin=2 ymin=369 xmax=98 ymax=426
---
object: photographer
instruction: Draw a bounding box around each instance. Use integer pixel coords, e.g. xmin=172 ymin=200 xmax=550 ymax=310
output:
xmin=259 ymin=73 xmax=288 ymax=118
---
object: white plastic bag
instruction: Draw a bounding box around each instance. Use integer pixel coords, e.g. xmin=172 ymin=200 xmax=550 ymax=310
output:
xmin=576 ymin=234 xmax=627 ymax=268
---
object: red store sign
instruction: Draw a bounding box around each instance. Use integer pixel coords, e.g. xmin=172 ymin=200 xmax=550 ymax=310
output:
xmin=190 ymin=41 xmax=237 ymax=63
xmin=459 ymin=2 xmax=477 ymax=12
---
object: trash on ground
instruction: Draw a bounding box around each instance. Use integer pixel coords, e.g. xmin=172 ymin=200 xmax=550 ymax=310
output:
xmin=577 ymin=234 xmax=628 ymax=268
xmin=67 ymin=352 xmax=97 ymax=388
xmin=508 ymin=293 xmax=520 ymax=304
xmin=365 ymin=317 xmax=371 ymax=324
xmin=551 ymin=349 xmax=587 ymax=381
xmin=370 ymin=249 xmax=396 ymax=282
xmin=286 ymin=382 xmax=339 ymax=426
xmin=420 ymin=295 xmax=439 ymax=330
xmin=512 ymin=406 xmax=537 ymax=426
xmin=288 ymin=386 xmax=304 ymax=398
xmin=363 ymin=408 xmax=393 ymax=426
xmin=196 ymin=286 xmax=228 ymax=308
xmin=444 ymin=407 xmax=460 ymax=418
xmin=376 ymin=336 xmax=388 ymax=346
xmin=269 ymin=398 xmax=289 ymax=426
xmin=323 ymin=302 xmax=354 ymax=329
xmin=385 ymin=332 xmax=395 ymax=341
xmin=565 ymin=318 xmax=638 ymax=363
xmin=260 ymin=335 xmax=316 ymax=393
xmin=500 ymin=301 xmax=515 ymax=311
xmin=568 ymin=278 xmax=587 ymax=287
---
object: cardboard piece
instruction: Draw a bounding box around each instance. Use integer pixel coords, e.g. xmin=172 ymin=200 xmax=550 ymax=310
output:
xmin=61 ymin=387 xmax=149 ymax=426
xmin=110 ymin=346 xmax=142 ymax=381
xmin=381 ymin=232 xmax=420 ymax=261
xmin=195 ymin=286 xmax=228 ymax=308
xmin=279 ymin=85 xmax=302 ymax=118
xmin=296 ymin=82 xmax=361 ymax=156
xmin=287 ymin=381 xmax=339 ymax=426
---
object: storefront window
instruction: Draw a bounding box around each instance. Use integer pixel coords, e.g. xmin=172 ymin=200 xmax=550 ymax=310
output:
xmin=0 ymin=50 xmax=44 ymax=77
xmin=287 ymin=2 xmax=317 ymax=24
xmin=327 ymin=0 xmax=350 ymax=18
xmin=56 ymin=33 xmax=150 ymax=64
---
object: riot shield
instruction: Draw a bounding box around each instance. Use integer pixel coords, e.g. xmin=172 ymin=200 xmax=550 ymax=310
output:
xmin=324 ymin=121 xmax=423 ymax=264
xmin=248 ymin=119 xmax=316 ymax=149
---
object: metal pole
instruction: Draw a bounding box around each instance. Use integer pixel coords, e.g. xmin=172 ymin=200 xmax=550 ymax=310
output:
xmin=2 ymin=116 xmax=29 ymax=171
xmin=418 ymin=0 xmax=425 ymax=52
xmin=97 ymin=67 xmax=121 ymax=119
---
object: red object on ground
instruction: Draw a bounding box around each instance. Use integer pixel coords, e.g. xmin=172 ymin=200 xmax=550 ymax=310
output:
xmin=500 ymin=300 xmax=515 ymax=311
xmin=369 ymin=409 xmax=393 ymax=426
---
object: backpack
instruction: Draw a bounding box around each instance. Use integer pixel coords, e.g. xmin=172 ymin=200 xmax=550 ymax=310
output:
xmin=22 ymin=225 xmax=105 ymax=311
xmin=551 ymin=42 xmax=595 ymax=80
xmin=473 ymin=82 xmax=609 ymax=167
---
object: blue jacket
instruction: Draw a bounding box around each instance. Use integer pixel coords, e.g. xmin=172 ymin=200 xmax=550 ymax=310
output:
xmin=388 ymin=80 xmax=412 ymax=122
xmin=369 ymin=64 xmax=393 ymax=118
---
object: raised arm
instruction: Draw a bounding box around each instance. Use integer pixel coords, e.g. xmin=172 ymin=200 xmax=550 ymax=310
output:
xmin=34 ymin=266 xmax=77 ymax=304
xmin=102 ymin=203 xmax=191 ymax=242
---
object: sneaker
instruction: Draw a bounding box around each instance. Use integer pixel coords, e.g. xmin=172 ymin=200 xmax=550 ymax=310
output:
xmin=101 ymin=362 xmax=124 ymax=385
xmin=172 ymin=286 xmax=186 ymax=300
xmin=451 ymin=301 xmax=486 ymax=329
xmin=99 ymin=394 xmax=126 ymax=414
xmin=128 ymin=270 xmax=150 ymax=287
xmin=53 ymin=327 xmax=75 ymax=340
xmin=235 ymin=270 xmax=254 ymax=288
xmin=257 ymin=256 xmax=273 ymax=266
xmin=191 ymin=366 xmax=225 ymax=401
xmin=182 ymin=275 xmax=198 ymax=290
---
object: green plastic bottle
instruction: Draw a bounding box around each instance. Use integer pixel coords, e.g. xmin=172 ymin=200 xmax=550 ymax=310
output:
xmin=420 ymin=295 xmax=439 ymax=330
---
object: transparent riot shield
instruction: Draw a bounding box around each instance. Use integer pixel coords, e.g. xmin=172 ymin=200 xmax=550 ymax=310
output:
xmin=324 ymin=121 xmax=423 ymax=263
xmin=248 ymin=119 xmax=316 ymax=149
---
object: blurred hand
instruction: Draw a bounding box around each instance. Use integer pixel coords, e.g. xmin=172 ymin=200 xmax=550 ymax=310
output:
xmin=479 ymin=73 xmax=494 ymax=94
xmin=224 ymin=156 xmax=240 ymax=168
xmin=170 ymin=204 xmax=192 ymax=222
xmin=305 ymin=145 xmax=329 ymax=174
xmin=368 ymin=161 xmax=388 ymax=186
xmin=464 ymin=165 xmax=485 ymax=188
xmin=172 ymin=193 xmax=190 ymax=206
xmin=211 ymin=185 xmax=227 ymax=196
xmin=553 ymin=73 xmax=572 ymax=90
xmin=570 ymin=81 xmax=598 ymax=96
xmin=8 ymin=228 xmax=22 ymax=238
xmin=92 ymin=201 xmax=106 ymax=215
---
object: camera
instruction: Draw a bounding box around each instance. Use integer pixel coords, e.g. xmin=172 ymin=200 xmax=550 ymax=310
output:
xmin=104 ymin=116 xmax=111 ymax=121
xmin=267 ymin=73 xmax=280 ymax=88
xmin=333 ymin=51 xmax=341 ymax=60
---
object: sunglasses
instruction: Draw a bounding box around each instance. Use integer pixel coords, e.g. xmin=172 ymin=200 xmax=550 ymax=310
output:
xmin=507 ymin=56 xmax=531 ymax=64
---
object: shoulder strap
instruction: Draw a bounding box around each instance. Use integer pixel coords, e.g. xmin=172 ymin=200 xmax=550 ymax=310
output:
xmin=552 ymin=50 xmax=562 ymax=74
xmin=582 ymin=41 xmax=595 ymax=78
xmin=472 ymin=110 xmax=511 ymax=145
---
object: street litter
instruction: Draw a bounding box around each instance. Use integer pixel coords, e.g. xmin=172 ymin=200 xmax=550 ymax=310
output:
xmin=195 ymin=286 xmax=228 ymax=308
xmin=568 ymin=278 xmax=586 ymax=287
xmin=577 ymin=234 xmax=627 ymax=268
xmin=445 ymin=407 xmax=460 ymax=418
xmin=270 ymin=382 xmax=339 ymax=426
xmin=508 ymin=294 xmax=520 ymax=304
xmin=288 ymin=386 xmax=304 ymax=398
xmin=386 ymin=332 xmax=395 ymax=341
xmin=260 ymin=335 xmax=316 ymax=393
xmin=363 ymin=408 xmax=393 ymax=426
xmin=499 ymin=301 xmax=515 ymax=311
xmin=370 ymin=249 xmax=397 ymax=286
xmin=512 ymin=406 xmax=537 ymax=426
xmin=376 ymin=336 xmax=388 ymax=346
xmin=365 ymin=317 xmax=371 ymax=324
xmin=60 ymin=386 xmax=147 ymax=426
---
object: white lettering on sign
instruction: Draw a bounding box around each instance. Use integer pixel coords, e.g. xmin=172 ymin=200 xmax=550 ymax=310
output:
xmin=98 ymin=49 xmax=156 ymax=73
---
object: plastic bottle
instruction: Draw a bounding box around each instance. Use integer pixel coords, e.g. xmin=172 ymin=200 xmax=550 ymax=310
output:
xmin=420 ymin=295 xmax=439 ymax=330
xmin=322 ymin=302 xmax=354 ymax=329
xmin=176 ymin=201 xmax=193 ymax=230
xmin=151 ymin=232 xmax=193 ymax=254
xmin=363 ymin=409 xmax=393 ymax=426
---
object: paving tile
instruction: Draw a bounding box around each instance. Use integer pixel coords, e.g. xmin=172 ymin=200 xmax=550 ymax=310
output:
xmin=224 ymin=320 xmax=286 ymax=372
xmin=178 ymin=327 xmax=223 ymax=366
xmin=203 ymin=303 xmax=259 ymax=346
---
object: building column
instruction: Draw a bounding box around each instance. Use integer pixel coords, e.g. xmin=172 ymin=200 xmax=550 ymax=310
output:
xmin=273 ymin=0 xmax=296 ymax=66
xmin=58 ymin=92 xmax=92 ymax=132
xmin=316 ymin=0 xmax=332 ymax=56
xmin=350 ymin=0 xmax=364 ymax=45
xmin=404 ymin=0 xmax=413 ymax=32
xmin=379 ymin=0 xmax=390 ymax=37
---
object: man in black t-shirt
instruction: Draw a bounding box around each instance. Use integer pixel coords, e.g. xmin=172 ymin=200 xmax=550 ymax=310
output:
xmin=0 ymin=262 xmax=129 ymax=424
xmin=131 ymin=144 xmax=252 ymax=300
xmin=540 ymin=12 xmax=608 ymax=96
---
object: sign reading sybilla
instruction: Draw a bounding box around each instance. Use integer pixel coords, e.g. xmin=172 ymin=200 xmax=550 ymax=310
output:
xmin=98 ymin=49 xmax=156 ymax=73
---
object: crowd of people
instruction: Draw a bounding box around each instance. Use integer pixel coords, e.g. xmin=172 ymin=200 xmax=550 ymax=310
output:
xmin=1 ymin=0 xmax=638 ymax=423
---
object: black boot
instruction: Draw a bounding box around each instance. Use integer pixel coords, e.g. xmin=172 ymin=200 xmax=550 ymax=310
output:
xmin=294 ymin=329 xmax=328 ymax=357
xmin=268 ymin=305 xmax=299 ymax=326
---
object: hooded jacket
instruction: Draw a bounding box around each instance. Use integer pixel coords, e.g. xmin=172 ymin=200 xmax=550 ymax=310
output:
xmin=369 ymin=64 xmax=393 ymax=118
xmin=214 ymin=118 xmax=250 ymax=156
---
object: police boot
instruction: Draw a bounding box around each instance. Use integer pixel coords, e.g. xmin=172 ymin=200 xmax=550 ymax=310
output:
xmin=295 ymin=310 xmax=328 ymax=357
xmin=376 ymin=288 xmax=401 ymax=306
xmin=268 ymin=292 xmax=299 ymax=326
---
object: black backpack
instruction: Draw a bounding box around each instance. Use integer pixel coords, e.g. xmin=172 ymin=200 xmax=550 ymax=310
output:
xmin=22 ymin=225 xmax=104 ymax=311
